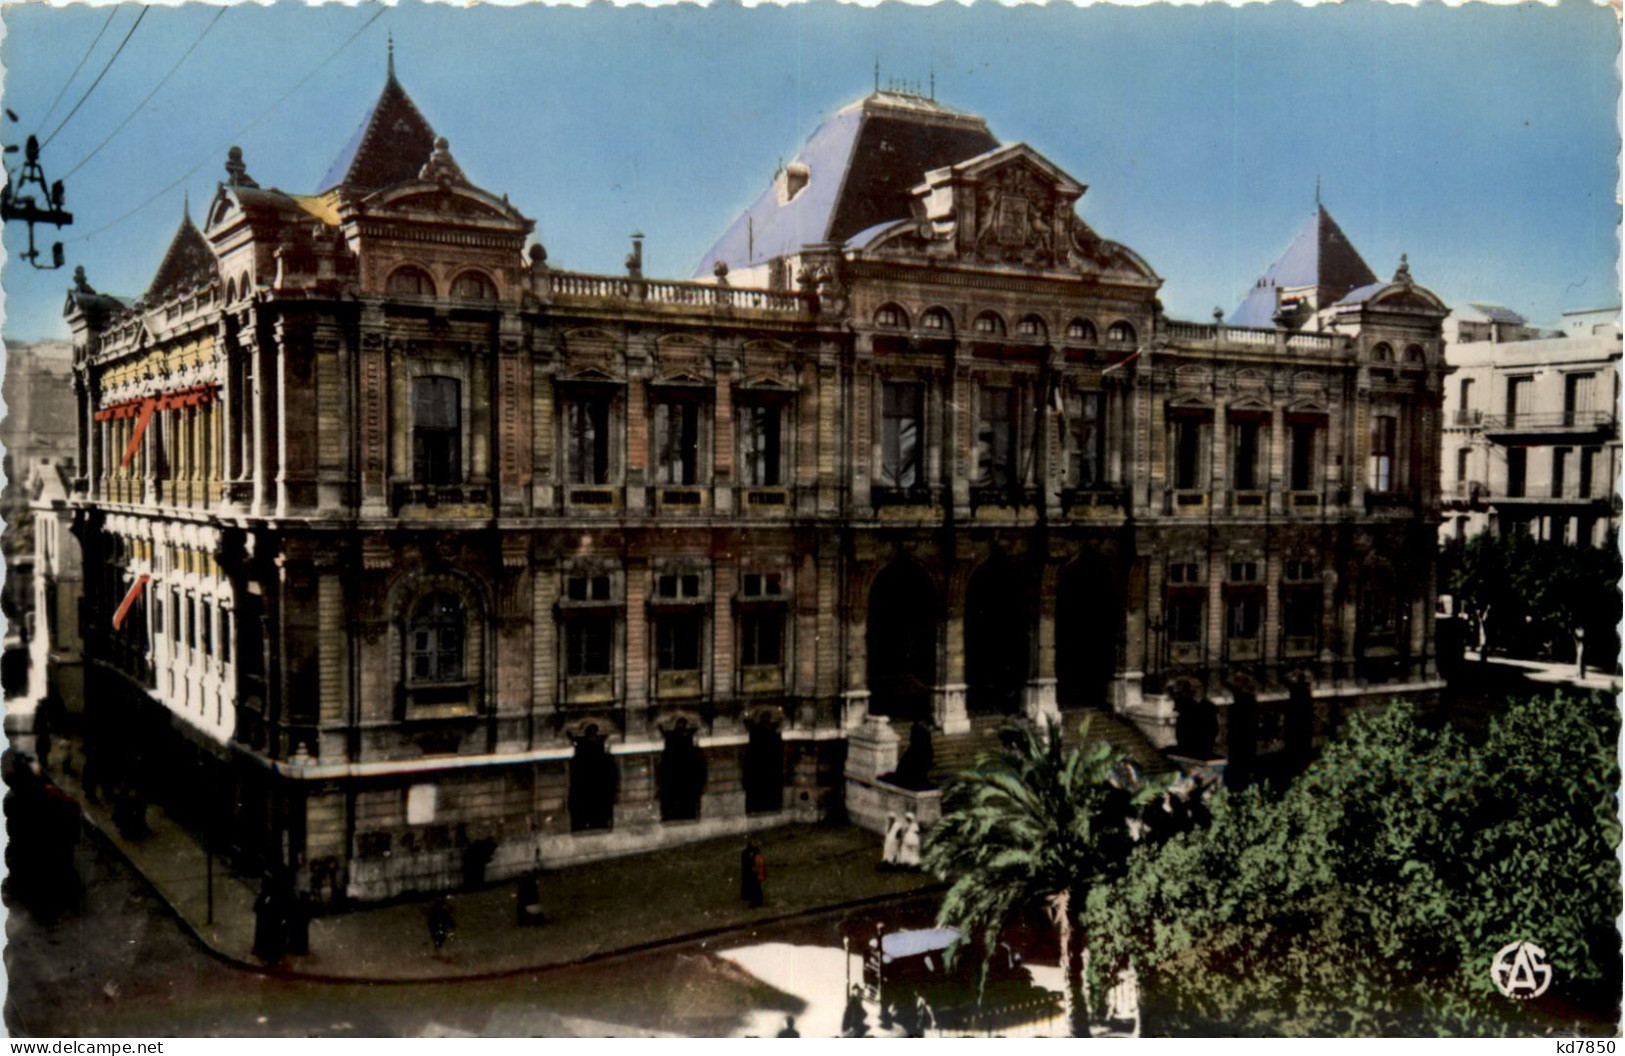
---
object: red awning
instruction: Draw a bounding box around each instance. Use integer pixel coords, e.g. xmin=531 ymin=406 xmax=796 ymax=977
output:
xmin=112 ymin=574 xmax=150 ymax=631
xmin=119 ymin=399 xmax=156 ymax=470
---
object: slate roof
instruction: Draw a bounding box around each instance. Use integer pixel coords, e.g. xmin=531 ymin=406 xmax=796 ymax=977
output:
xmin=145 ymin=206 xmax=219 ymax=302
xmin=1230 ymin=205 xmax=1378 ymax=327
xmin=693 ymin=91 xmax=999 ymax=276
xmin=321 ymin=71 xmax=439 ymax=191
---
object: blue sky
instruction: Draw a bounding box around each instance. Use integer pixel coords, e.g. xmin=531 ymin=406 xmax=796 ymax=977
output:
xmin=0 ymin=1 xmax=1616 ymax=341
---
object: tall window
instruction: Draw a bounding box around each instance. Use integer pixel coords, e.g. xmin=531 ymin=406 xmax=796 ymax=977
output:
xmin=1289 ymin=421 xmax=1319 ymax=491
xmin=1580 ymin=446 xmax=1599 ymax=498
xmin=1553 ymin=447 xmax=1571 ymax=498
xmin=655 ymin=612 xmax=702 ymax=671
xmin=1506 ymin=446 xmax=1528 ymax=498
xmin=413 ymin=376 xmax=461 ymax=485
xmin=408 ymin=593 xmax=465 ymax=683
xmin=1069 ymin=391 xmax=1104 ymax=488
xmin=565 ymin=394 xmax=612 ymax=484
xmin=1506 ymin=376 xmax=1532 ymax=426
xmin=566 ymin=615 xmax=613 ymax=676
xmin=1231 ymin=418 xmax=1264 ymax=490
xmin=653 ymin=399 xmax=700 ymax=485
xmin=450 ymin=271 xmax=496 ymax=301
xmin=880 ymin=382 xmax=923 ymax=489
xmin=1456 ymin=447 xmax=1471 ymax=488
xmin=1227 ymin=594 xmax=1262 ymax=640
xmin=739 ymin=403 xmax=782 ymax=487
xmin=977 ymin=387 xmax=1018 ymax=489
xmin=1564 ymin=372 xmax=1597 ymax=426
xmin=1172 ymin=417 xmax=1206 ymax=490
xmin=1458 ymin=378 xmax=1475 ymax=412
xmin=1166 ymin=593 xmax=1203 ymax=644
xmin=1283 ymin=586 xmax=1321 ymax=651
xmin=1369 ymin=415 xmax=1397 ymax=492
xmin=740 ymin=572 xmax=785 ymax=668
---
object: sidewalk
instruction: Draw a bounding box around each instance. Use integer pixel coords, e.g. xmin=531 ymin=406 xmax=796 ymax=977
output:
xmin=1462 ymin=651 xmax=1622 ymax=694
xmin=43 ymin=737 xmax=940 ymax=983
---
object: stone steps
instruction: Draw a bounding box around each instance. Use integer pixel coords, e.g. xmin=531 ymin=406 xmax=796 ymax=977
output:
xmin=922 ymin=709 xmax=1172 ymax=788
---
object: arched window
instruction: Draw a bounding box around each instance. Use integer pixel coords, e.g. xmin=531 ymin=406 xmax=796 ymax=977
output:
xmin=920 ymin=307 xmax=953 ymax=333
xmin=1404 ymin=344 xmax=1426 ymax=363
xmin=225 ymin=278 xmax=236 ymax=303
xmin=1016 ymin=314 xmax=1046 ymax=338
xmin=408 ymin=592 xmax=465 ymax=683
xmin=1371 ymin=342 xmax=1394 ymax=362
xmin=387 ymin=266 xmax=436 ymax=297
xmin=1067 ymin=318 xmax=1098 ymax=342
xmin=973 ymin=311 xmax=1006 ymax=336
xmin=1107 ymin=320 xmax=1136 ymax=344
xmin=875 ymin=303 xmax=909 ymax=330
xmin=450 ymin=270 xmax=497 ymax=301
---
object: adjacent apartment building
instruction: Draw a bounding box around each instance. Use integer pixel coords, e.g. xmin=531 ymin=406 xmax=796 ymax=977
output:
xmin=1440 ymin=304 xmax=1621 ymax=545
xmin=60 ymin=67 xmax=1450 ymax=905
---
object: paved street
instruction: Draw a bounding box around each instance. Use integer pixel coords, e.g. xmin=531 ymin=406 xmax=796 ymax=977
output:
xmin=5 ymin=818 xmax=943 ymax=1037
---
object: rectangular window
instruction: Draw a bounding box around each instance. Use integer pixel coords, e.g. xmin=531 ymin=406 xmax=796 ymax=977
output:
xmin=1456 ymin=447 xmax=1471 ymax=487
xmin=1283 ymin=588 xmax=1321 ymax=643
xmin=1580 ymin=446 xmax=1598 ymax=498
xmin=741 ymin=610 xmax=783 ymax=667
xmin=880 ymin=382 xmax=923 ymax=489
xmin=1458 ymin=377 xmax=1474 ymax=411
xmin=1506 ymin=376 xmax=1532 ymax=426
xmin=187 ymin=596 xmax=198 ymax=652
xmin=1369 ymin=415 xmax=1397 ymax=493
xmin=655 ymin=612 xmax=702 ymax=672
xmin=1173 ymin=418 xmax=1204 ymax=490
xmin=1070 ymin=391 xmax=1104 ymax=488
xmin=1169 ymin=562 xmax=1200 ymax=585
xmin=566 ymin=614 xmax=614 ymax=677
xmin=742 ymin=572 xmax=783 ymax=597
xmin=565 ymin=395 xmax=612 ymax=485
xmin=656 ymin=574 xmax=702 ymax=600
xmin=977 ymin=387 xmax=1018 ymax=489
xmin=739 ymin=403 xmax=782 ymax=487
xmin=153 ymin=594 xmax=164 ymax=634
xmin=221 ymin=610 xmax=232 ymax=664
xmin=1166 ymin=593 xmax=1203 ymax=643
xmin=653 ymin=400 xmax=700 ymax=485
xmin=171 ymin=589 xmax=182 ymax=656
xmin=1553 ymin=447 xmax=1571 ymax=498
xmin=1229 ymin=561 xmax=1259 ymax=583
xmin=567 ymin=574 xmax=613 ymax=602
xmin=1227 ymin=594 xmax=1261 ymax=640
xmin=1363 ymin=590 xmax=1398 ymax=641
xmin=201 ymin=601 xmax=213 ymax=657
xmin=1231 ymin=419 xmax=1263 ymax=491
xmin=412 ymin=376 xmax=461 ymax=486
xmin=1507 ymin=446 xmax=1528 ymax=498
xmin=1564 ymin=372 xmax=1596 ymax=425
xmin=1289 ymin=422 xmax=1318 ymax=491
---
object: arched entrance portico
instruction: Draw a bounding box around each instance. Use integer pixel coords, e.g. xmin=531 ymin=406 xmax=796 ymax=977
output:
xmin=1056 ymin=558 xmax=1119 ymax=710
xmin=866 ymin=561 xmax=938 ymax=722
xmin=965 ymin=558 xmax=1031 ymax=715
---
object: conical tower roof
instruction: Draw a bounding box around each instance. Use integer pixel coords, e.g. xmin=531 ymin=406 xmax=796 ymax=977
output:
xmin=1230 ymin=204 xmax=1378 ymax=327
xmin=321 ymin=63 xmax=438 ymax=191
xmin=145 ymin=200 xmax=218 ymax=302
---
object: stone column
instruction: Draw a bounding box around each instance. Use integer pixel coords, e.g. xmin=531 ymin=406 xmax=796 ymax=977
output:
xmin=494 ymin=321 xmax=531 ymax=516
xmin=356 ymin=305 xmax=389 ymax=517
xmin=935 ymin=598 xmax=970 ymax=735
xmin=1023 ymin=563 xmax=1059 ymax=726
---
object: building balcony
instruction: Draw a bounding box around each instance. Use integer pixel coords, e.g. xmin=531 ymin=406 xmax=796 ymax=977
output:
xmin=1452 ymin=409 xmax=1484 ymax=427
xmin=968 ymin=484 xmax=1041 ymax=513
xmin=1481 ymin=410 xmax=1617 ymax=440
xmin=1060 ymin=484 xmax=1128 ymax=514
xmin=392 ymin=482 xmax=491 ymax=511
xmin=1364 ymin=491 xmax=1417 ymax=515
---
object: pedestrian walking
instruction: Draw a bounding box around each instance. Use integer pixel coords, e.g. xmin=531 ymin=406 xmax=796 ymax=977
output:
xmin=427 ymin=896 xmax=456 ymax=952
xmin=516 ymin=869 xmax=542 ymax=927
xmin=750 ymin=842 xmax=767 ymax=908
xmin=775 ymin=1015 xmax=800 ymax=1037
xmin=741 ymin=839 xmax=766 ymax=907
xmin=841 ymin=985 xmax=870 ymax=1038
xmin=252 ymin=885 xmax=284 ymax=964
xmin=898 ymin=812 xmax=922 ymax=869
xmin=880 ymin=811 xmax=902 ymax=870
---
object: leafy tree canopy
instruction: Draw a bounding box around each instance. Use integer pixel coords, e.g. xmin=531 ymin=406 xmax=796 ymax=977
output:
xmin=1086 ymin=692 xmax=1622 ymax=1035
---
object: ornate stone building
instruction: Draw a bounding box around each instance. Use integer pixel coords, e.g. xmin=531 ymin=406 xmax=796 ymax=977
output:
xmin=64 ymin=69 xmax=1450 ymax=904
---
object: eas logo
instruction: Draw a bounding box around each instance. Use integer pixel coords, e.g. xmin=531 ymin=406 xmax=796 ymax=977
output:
xmin=1490 ymin=940 xmax=1553 ymax=1000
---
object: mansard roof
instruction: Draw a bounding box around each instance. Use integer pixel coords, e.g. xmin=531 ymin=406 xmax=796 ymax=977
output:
xmin=321 ymin=68 xmax=438 ymax=191
xmin=145 ymin=204 xmax=219 ymax=302
xmin=693 ymin=90 xmax=999 ymax=276
xmin=1230 ymin=204 xmax=1378 ymax=327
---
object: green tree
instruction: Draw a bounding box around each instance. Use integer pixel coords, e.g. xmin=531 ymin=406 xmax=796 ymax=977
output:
xmin=923 ymin=716 xmax=1165 ymax=1037
xmin=1085 ymin=693 xmax=1621 ymax=1035
xmin=1518 ymin=537 xmax=1621 ymax=677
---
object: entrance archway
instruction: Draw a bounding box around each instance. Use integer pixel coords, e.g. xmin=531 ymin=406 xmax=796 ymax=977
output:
xmin=965 ymin=558 xmax=1031 ymax=715
xmin=568 ymin=727 xmax=619 ymax=832
xmin=1056 ymin=558 xmax=1119 ymax=710
xmin=866 ymin=561 xmax=938 ymax=721
xmin=744 ymin=722 xmax=784 ymax=815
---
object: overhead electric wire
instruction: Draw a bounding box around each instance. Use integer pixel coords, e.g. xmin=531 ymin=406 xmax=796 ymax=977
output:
xmin=62 ymin=8 xmax=227 ymax=180
xmin=34 ymin=7 xmax=118 ymax=136
xmin=69 ymin=6 xmax=388 ymax=245
xmin=40 ymin=5 xmax=150 ymax=150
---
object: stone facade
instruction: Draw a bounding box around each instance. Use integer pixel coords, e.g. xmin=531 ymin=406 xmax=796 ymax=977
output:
xmin=63 ymin=75 xmax=1450 ymax=905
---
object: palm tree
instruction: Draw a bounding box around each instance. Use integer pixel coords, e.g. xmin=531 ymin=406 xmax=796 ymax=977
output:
xmin=922 ymin=715 xmax=1164 ymax=1037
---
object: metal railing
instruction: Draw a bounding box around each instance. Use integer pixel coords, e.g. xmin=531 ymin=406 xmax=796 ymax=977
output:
xmin=544 ymin=271 xmax=805 ymax=313
xmin=1481 ymin=410 xmax=1616 ymax=432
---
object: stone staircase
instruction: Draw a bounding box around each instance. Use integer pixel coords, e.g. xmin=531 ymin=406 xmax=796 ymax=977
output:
xmin=921 ymin=708 xmax=1172 ymax=788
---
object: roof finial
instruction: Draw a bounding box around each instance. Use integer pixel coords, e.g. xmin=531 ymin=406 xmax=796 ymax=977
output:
xmin=1394 ymin=252 xmax=1412 ymax=286
xmin=182 ymin=190 xmax=191 ymax=223
xmin=874 ymin=57 xmax=880 ymax=94
xmin=1315 ymin=175 xmax=1321 ymax=207
xmin=387 ymin=31 xmax=395 ymax=80
xmin=930 ymin=65 xmax=936 ymax=100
